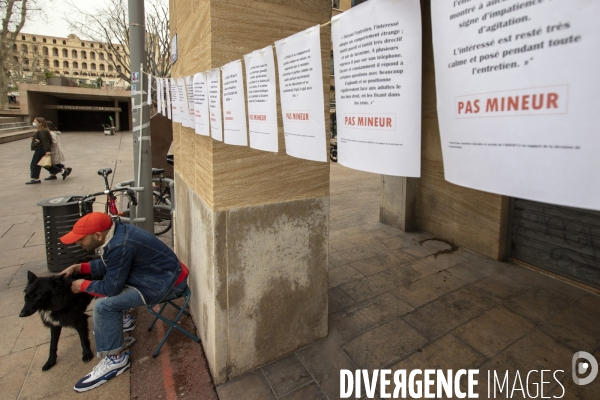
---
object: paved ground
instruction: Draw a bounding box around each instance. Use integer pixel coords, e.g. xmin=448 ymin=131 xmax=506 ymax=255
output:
xmin=2 ymin=131 xmax=600 ymax=399
xmin=216 ymin=163 xmax=600 ymax=400
xmin=0 ymin=131 xmax=216 ymax=399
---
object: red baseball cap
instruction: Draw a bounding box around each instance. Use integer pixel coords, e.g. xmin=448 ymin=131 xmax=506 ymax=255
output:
xmin=60 ymin=212 xmax=113 ymax=244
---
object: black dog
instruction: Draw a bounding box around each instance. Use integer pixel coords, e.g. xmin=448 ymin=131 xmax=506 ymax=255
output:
xmin=19 ymin=271 xmax=94 ymax=371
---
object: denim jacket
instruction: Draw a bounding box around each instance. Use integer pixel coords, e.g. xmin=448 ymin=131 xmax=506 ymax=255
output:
xmin=86 ymin=222 xmax=182 ymax=306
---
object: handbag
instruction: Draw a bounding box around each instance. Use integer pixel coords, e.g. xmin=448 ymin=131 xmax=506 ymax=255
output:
xmin=37 ymin=155 xmax=52 ymax=168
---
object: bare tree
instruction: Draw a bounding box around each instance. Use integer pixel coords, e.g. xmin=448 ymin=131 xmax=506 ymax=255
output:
xmin=5 ymin=40 xmax=46 ymax=86
xmin=65 ymin=0 xmax=170 ymax=88
xmin=1 ymin=0 xmax=45 ymax=109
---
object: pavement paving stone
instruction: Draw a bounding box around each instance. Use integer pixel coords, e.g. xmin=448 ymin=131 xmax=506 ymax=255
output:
xmin=216 ymin=370 xmax=276 ymax=400
xmin=338 ymin=271 xmax=400 ymax=303
xmin=0 ymin=224 xmax=12 ymax=236
xmin=445 ymin=258 xmax=502 ymax=283
xmin=328 ymin=286 xmax=357 ymax=314
xmin=471 ymin=329 xmax=573 ymax=398
xmin=2 ymin=244 xmax=46 ymax=267
xmin=504 ymin=286 xmax=574 ymax=324
xmin=9 ymin=260 xmax=51 ymax=288
xmin=0 ymin=233 xmax=33 ymax=251
xmin=551 ymin=347 xmax=600 ymax=399
xmin=261 ymin=353 xmax=313 ymax=397
xmin=464 ymin=272 xmax=527 ymax=304
xmin=538 ymin=304 xmax=600 ymax=352
xmin=280 ymin=381 xmax=328 ymax=399
xmin=0 ymin=213 xmax=31 ymax=226
xmin=2 ymin=221 xmax=42 ymax=236
xmin=329 ymin=264 xmax=365 ymax=288
xmin=0 ymin=285 xmax=30 ymax=318
xmin=383 ymin=259 xmax=441 ymax=285
xmin=0 ymin=347 xmax=36 ymax=399
xmin=533 ymin=272 xmax=588 ymax=302
xmin=421 ymin=246 xmax=475 ymax=270
xmin=329 ymin=250 xmax=352 ymax=268
xmin=0 ymin=313 xmax=27 ymax=357
xmin=403 ymin=286 xmax=496 ymax=341
xmin=295 ymin=327 xmax=358 ymax=400
xmin=25 ymin=230 xmax=45 ymax=247
xmin=0 ymin=264 xmax=19 ymax=287
xmin=498 ymin=262 xmax=546 ymax=286
xmin=342 ymin=318 xmax=428 ymax=370
xmin=571 ymin=292 xmax=600 ymax=317
xmin=329 ymin=292 xmax=413 ymax=342
xmin=453 ymin=305 xmax=537 ymax=358
xmin=390 ymin=269 xmax=469 ymax=308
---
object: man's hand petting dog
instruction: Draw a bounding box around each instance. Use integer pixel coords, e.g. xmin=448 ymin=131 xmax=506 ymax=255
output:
xmin=59 ymin=263 xmax=81 ymax=277
xmin=71 ymin=279 xmax=84 ymax=293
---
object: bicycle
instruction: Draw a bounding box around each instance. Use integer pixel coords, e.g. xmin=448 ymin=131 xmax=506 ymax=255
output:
xmin=77 ymin=168 xmax=138 ymax=220
xmin=151 ymin=168 xmax=172 ymax=236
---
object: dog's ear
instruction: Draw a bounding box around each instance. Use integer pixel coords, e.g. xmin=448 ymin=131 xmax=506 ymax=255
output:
xmin=27 ymin=271 xmax=37 ymax=282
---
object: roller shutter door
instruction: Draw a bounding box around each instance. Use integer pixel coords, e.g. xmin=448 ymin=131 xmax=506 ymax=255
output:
xmin=508 ymin=199 xmax=600 ymax=288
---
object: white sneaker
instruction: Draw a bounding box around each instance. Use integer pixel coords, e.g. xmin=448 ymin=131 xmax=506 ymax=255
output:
xmin=123 ymin=314 xmax=136 ymax=332
xmin=73 ymin=352 xmax=130 ymax=392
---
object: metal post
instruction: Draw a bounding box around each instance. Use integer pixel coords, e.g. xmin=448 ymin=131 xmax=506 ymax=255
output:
xmin=128 ymin=0 xmax=154 ymax=232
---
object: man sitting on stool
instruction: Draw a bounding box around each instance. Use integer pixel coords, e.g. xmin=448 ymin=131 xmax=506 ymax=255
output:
xmin=60 ymin=212 xmax=188 ymax=392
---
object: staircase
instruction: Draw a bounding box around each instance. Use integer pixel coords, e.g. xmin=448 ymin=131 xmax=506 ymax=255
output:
xmin=0 ymin=117 xmax=36 ymax=144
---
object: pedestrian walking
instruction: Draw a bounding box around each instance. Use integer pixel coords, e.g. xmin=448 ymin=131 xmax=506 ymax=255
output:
xmin=27 ymin=117 xmax=52 ymax=185
xmin=44 ymin=121 xmax=72 ymax=180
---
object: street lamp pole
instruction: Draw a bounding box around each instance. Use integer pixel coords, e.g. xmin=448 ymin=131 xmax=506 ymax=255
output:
xmin=128 ymin=0 xmax=154 ymax=233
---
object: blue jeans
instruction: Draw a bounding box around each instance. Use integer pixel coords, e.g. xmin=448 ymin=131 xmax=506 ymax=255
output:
xmin=93 ymin=279 xmax=187 ymax=358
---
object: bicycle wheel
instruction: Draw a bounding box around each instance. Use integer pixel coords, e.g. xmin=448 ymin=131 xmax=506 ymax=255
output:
xmin=153 ymin=192 xmax=172 ymax=236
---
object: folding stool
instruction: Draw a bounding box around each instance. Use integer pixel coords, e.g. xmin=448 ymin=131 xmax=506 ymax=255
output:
xmin=147 ymin=285 xmax=200 ymax=357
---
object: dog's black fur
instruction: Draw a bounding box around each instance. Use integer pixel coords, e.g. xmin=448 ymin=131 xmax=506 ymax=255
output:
xmin=19 ymin=271 xmax=94 ymax=371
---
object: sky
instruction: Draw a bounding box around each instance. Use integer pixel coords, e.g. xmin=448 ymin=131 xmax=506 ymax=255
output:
xmin=20 ymin=0 xmax=107 ymax=38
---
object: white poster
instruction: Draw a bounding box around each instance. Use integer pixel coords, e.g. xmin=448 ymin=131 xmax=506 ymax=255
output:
xmin=157 ymin=78 xmax=163 ymax=115
xmin=164 ymin=78 xmax=171 ymax=119
xmin=275 ymin=25 xmax=327 ymax=162
xmin=177 ymin=77 xmax=192 ymax=128
xmin=332 ymin=0 xmax=421 ymax=177
xmin=147 ymin=74 xmax=152 ymax=105
xmin=207 ymin=68 xmax=223 ymax=141
xmin=169 ymin=78 xmax=178 ymax=122
xmin=193 ymin=72 xmax=210 ymax=136
xmin=185 ymin=76 xmax=195 ymax=128
xmin=432 ymin=0 xmax=600 ymax=210
xmin=221 ymin=60 xmax=248 ymax=146
xmin=244 ymin=46 xmax=279 ymax=153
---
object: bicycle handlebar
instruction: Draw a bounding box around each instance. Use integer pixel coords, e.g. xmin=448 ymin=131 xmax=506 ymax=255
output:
xmin=78 ymin=187 xmax=138 ymax=216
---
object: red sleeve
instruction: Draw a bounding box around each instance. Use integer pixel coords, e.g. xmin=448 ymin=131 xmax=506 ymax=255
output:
xmin=80 ymin=280 xmax=104 ymax=297
xmin=175 ymin=262 xmax=189 ymax=286
xmin=80 ymin=262 xmax=91 ymax=274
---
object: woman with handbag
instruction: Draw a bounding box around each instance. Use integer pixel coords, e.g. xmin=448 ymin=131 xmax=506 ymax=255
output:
xmin=44 ymin=121 xmax=72 ymax=180
xmin=27 ymin=117 xmax=52 ymax=185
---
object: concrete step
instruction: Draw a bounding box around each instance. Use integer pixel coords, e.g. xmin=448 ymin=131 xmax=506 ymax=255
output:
xmin=0 ymin=122 xmax=29 ymax=132
xmin=0 ymin=116 xmax=22 ymax=124
xmin=0 ymin=128 xmax=36 ymax=144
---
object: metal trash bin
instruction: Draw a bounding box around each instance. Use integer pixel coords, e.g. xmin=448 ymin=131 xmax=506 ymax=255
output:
xmin=37 ymin=195 xmax=95 ymax=272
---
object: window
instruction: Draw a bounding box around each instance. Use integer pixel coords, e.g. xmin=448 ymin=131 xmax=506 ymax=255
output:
xmin=116 ymin=46 xmax=119 ymax=50
xmin=74 ymin=72 xmax=79 ymax=76
xmin=116 ymin=66 xmax=121 ymax=73
xmin=72 ymin=50 xmax=77 ymax=58
xmin=90 ymin=51 xmax=96 ymax=60
xmin=53 ymin=60 xmax=58 ymax=67
xmin=63 ymin=61 xmax=69 ymax=68
xmin=33 ymin=45 xmax=38 ymax=53
xmin=73 ymin=61 xmax=78 ymax=68
xmin=82 ymin=62 xmax=87 ymax=69
xmin=53 ymin=39 xmax=57 ymax=44
xmin=108 ymin=65 xmax=113 ymax=72
xmin=21 ymin=44 xmax=28 ymax=53
xmin=32 ymin=36 xmax=36 ymax=42
xmin=13 ymin=56 xmax=18 ymax=63
xmin=90 ymin=43 xmax=94 ymax=47
xmin=42 ymin=46 xmax=48 ymax=56
xmin=64 ymin=72 xmax=69 ymax=75
xmin=24 ymin=58 xmax=29 ymax=65
xmin=44 ymin=59 xmax=49 ymax=67
xmin=43 ymin=38 xmax=47 ymax=43
xmin=108 ymin=81 xmax=114 ymax=86
xmin=91 ymin=63 xmax=96 ymax=70
xmin=99 ymin=52 xmax=104 ymax=60
xmin=12 ymin=44 xmax=17 ymax=51
xmin=108 ymin=53 xmax=113 ymax=61
xmin=63 ymin=49 xmax=68 ymax=58
xmin=62 ymin=40 xmax=66 ymax=45
xmin=21 ymin=35 xmax=25 ymax=40
xmin=100 ymin=64 xmax=105 ymax=71
xmin=82 ymin=50 xmax=87 ymax=59
xmin=99 ymin=44 xmax=103 ymax=49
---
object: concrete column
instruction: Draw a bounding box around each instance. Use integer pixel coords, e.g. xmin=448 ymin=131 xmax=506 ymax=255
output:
xmin=114 ymin=99 xmax=120 ymax=131
xmin=170 ymin=0 xmax=331 ymax=385
xmin=380 ymin=176 xmax=418 ymax=232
